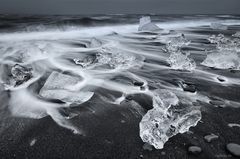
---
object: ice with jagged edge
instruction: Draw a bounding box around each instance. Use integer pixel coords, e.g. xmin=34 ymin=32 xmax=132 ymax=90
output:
xmin=96 ymin=43 xmax=144 ymax=70
xmin=39 ymin=71 xmax=94 ymax=105
xmin=138 ymin=16 xmax=161 ymax=32
xmin=202 ymin=33 xmax=240 ymax=69
xmin=73 ymin=42 xmax=144 ymax=70
xmin=165 ymin=34 xmax=191 ymax=52
xmin=164 ymin=34 xmax=195 ymax=71
xmin=167 ymin=51 xmax=196 ymax=71
xmin=233 ymin=32 xmax=240 ymax=38
xmin=139 ymin=89 xmax=201 ymax=149
xmin=208 ymin=34 xmax=240 ymax=52
xmin=210 ymin=22 xmax=228 ymax=30
xmin=201 ymin=51 xmax=240 ymax=70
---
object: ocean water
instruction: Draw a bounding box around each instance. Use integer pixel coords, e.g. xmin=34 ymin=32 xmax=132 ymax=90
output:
xmin=0 ymin=14 xmax=240 ymax=157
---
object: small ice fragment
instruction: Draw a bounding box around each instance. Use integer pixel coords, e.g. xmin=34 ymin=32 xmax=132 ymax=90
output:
xmin=211 ymin=23 xmax=228 ymax=30
xmin=233 ymin=32 xmax=240 ymax=38
xmin=167 ymin=51 xmax=196 ymax=71
xmin=204 ymin=134 xmax=218 ymax=143
xmin=188 ymin=146 xmax=202 ymax=154
xmin=228 ymin=123 xmax=240 ymax=128
xmin=73 ymin=56 xmax=95 ymax=68
xmin=226 ymin=143 xmax=240 ymax=157
xmin=39 ymin=72 xmax=94 ymax=105
xmin=201 ymin=52 xmax=240 ymax=70
xmin=11 ymin=64 xmax=32 ymax=86
xmin=87 ymin=38 xmax=102 ymax=48
xmin=30 ymin=139 xmax=37 ymax=146
xmin=138 ymin=16 xmax=161 ymax=32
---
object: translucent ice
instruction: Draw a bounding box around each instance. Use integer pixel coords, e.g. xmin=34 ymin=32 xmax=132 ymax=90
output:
xmin=208 ymin=34 xmax=240 ymax=52
xmin=139 ymin=89 xmax=201 ymax=149
xmin=96 ymin=45 xmax=144 ymax=70
xmin=73 ymin=56 xmax=95 ymax=68
xmin=11 ymin=64 xmax=32 ymax=86
xmin=152 ymin=89 xmax=179 ymax=111
xmin=211 ymin=23 xmax=228 ymax=30
xmin=164 ymin=34 xmax=195 ymax=71
xmin=140 ymin=107 xmax=201 ymax=149
xmin=167 ymin=51 xmax=196 ymax=71
xmin=138 ymin=16 xmax=161 ymax=32
xmin=233 ymin=32 xmax=240 ymax=38
xmin=201 ymin=52 xmax=240 ymax=70
xmin=165 ymin=34 xmax=191 ymax=52
xmin=39 ymin=71 xmax=94 ymax=105
xmin=87 ymin=38 xmax=102 ymax=48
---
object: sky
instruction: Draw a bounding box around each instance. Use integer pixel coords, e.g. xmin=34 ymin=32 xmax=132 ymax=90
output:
xmin=0 ymin=0 xmax=240 ymax=15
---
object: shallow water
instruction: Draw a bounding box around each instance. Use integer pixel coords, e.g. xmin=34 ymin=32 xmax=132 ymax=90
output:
xmin=0 ymin=14 xmax=240 ymax=151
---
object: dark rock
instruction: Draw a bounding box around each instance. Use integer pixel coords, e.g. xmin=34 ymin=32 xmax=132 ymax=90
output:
xmin=209 ymin=100 xmax=225 ymax=106
xmin=226 ymin=143 xmax=240 ymax=157
xmin=188 ymin=146 xmax=202 ymax=154
xmin=125 ymin=95 xmax=133 ymax=101
xmin=217 ymin=76 xmax=225 ymax=82
xmin=133 ymin=81 xmax=144 ymax=87
xmin=182 ymin=83 xmax=196 ymax=93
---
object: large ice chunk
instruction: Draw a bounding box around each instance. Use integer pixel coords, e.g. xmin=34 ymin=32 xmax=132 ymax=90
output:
xmin=140 ymin=107 xmax=201 ymax=149
xmin=138 ymin=16 xmax=161 ymax=32
xmin=39 ymin=71 xmax=94 ymax=105
xmin=167 ymin=51 xmax=196 ymax=71
xmin=165 ymin=34 xmax=191 ymax=52
xmin=201 ymin=51 xmax=240 ymax=70
xmin=164 ymin=34 xmax=195 ymax=71
xmin=140 ymin=89 xmax=201 ymax=149
xmin=208 ymin=34 xmax=240 ymax=52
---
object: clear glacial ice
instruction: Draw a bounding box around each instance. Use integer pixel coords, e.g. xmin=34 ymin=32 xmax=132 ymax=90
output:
xmin=202 ymin=33 xmax=240 ymax=69
xmin=39 ymin=71 xmax=94 ymax=105
xmin=138 ymin=16 xmax=161 ymax=32
xmin=140 ymin=89 xmax=201 ymax=149
xmin=165 ymin=34 xmax=196 ymax=71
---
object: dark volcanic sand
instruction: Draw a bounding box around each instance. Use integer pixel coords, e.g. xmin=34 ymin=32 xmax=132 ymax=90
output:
xmin=0 ymin=87 xmax=240 ymax=159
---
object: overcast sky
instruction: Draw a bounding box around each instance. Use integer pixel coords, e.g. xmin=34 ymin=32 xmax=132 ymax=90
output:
xmin=0 ymin=0 xmax=240 ymax=15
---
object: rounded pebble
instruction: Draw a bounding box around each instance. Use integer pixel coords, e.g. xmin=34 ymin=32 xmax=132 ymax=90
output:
xmin=226 ymin=143 xmax=240 ymax=157
xmin=188 ymin=146 xmax=202 ymax=154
